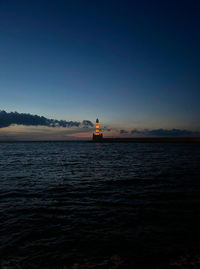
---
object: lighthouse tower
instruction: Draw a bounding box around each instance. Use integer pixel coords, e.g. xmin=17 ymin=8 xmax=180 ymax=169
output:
xmin=96 ymin=118 xmax=100 ymax=135
xmin=93 ymin=118 xmax=103 ymax=142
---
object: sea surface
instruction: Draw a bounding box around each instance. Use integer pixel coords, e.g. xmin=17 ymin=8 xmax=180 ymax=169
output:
xmin=0 ymin=141 xmax=200 ymax=268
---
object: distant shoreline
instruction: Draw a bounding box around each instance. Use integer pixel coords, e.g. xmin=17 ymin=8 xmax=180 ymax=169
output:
xmin=0 ymin=137 xmax=200 ymax=143
xmin=90 ymin=137 xmax=200 ymax=143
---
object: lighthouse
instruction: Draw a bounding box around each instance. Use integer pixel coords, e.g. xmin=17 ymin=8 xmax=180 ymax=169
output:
xmin=93 ymin=118 xmax=103 ymax=142
xmin=96 ymin=118 xmax=100 ymax=135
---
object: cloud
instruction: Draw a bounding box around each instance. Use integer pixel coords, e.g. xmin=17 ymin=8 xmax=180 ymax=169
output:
xmin=131 ymin=128 xmax=200 ymax=137
xmin=101 ymin=126 xmax=111 ymax=132
xmin=0 ymin=110 xmax=93 ymax=129
xmin=120 ymin=129 xmax=129 ymax=134
xmin=82 ymin=120 xmax=94 ymax=128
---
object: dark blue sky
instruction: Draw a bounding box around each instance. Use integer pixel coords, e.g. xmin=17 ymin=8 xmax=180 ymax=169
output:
xmin=0 ymin=0 xmax=200 ymax=136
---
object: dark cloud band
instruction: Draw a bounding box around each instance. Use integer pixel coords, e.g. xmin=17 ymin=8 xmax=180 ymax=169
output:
xmin=0 ymin=110 xmax=93 ymax=129
xmin=131 ymin=128 xmax=199 ymax=137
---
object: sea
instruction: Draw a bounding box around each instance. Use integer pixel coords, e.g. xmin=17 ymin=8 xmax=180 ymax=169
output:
xmin=0 ymin=141 xmax=200 ymax=269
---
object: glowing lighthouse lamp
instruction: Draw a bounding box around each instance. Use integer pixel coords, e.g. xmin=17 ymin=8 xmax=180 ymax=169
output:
xmin=93 ymin=118 xmax=103 ymax=142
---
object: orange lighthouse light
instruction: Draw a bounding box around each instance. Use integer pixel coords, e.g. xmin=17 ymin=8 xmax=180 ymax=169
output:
xmin=93 ymin=118 xmax=103 ymax=142
xmin=96 ymin=118 xmax=100 ymax=135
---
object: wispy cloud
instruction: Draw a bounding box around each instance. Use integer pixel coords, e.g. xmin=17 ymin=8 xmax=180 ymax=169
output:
xmin=101 ymin=126 xmax=111 ymax=132
xmin=0 ymin=110 xmax=93 ymax=129
xmin=120 ymin=129 xmax=129 ymax=134
xmin=131 ymin=128 xmax=200 ymax=137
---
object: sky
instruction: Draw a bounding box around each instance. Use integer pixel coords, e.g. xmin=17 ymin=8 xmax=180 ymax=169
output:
xmin=0 ymin=0 xmax=200 ymax=139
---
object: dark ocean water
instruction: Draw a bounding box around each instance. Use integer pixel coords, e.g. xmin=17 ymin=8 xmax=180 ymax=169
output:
xmin=0 ymin=142 xmax=200 ymax=269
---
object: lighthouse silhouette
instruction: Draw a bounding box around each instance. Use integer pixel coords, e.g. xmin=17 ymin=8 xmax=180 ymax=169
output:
xmin=93 ymin=118 xmax=103 ymax=142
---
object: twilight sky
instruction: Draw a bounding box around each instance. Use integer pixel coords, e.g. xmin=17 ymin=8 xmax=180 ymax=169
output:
xmin=0 ymin=0 xmax=200 ymax=139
